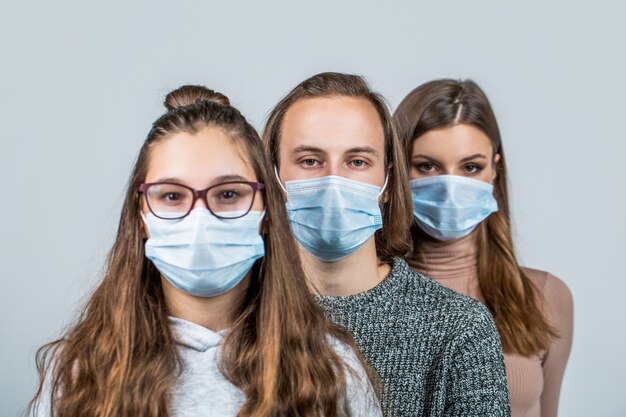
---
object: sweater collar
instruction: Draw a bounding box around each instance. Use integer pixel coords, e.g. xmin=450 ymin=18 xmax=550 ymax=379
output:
xmin=314 ymin=257 xmax=421 ymax=309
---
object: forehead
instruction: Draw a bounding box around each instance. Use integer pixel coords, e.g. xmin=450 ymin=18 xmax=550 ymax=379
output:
xmin=280 ymin=96 xmax=385 ymax=152
xmin=145 ymin=126 xmax=257 ymax=186
xmin=412 ymin=124 xmax=493 ymax=158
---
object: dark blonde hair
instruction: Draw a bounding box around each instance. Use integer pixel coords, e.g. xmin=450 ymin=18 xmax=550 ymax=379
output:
xmin=30 ymin=85 xmax=364 ymax=417
xmin=263 ymin=72 xmax=413 ymax=262
xmin=394 ymin=79 xmax=558 ymax=355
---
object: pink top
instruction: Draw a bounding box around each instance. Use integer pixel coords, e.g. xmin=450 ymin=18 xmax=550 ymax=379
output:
xmin=407 ymin=233 xmax=574 ymax=417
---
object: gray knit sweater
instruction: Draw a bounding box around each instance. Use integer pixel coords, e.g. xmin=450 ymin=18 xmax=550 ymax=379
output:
xmin=315 ymin=257 xmax=510 ymax=417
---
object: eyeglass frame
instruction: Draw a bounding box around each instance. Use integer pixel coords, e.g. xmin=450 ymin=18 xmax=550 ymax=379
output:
xmin=138 ymin=181 xmax=265 ymax=220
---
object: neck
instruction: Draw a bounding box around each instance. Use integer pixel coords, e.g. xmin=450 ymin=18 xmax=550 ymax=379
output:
xmin=301 ymin=237 xmax=390 ymax=296
xmin=161 ymin=275 xmax=249 ymax=331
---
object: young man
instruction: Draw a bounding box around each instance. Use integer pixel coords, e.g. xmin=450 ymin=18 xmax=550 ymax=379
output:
xmin=264 ymin=72 xmax=511 ymax=417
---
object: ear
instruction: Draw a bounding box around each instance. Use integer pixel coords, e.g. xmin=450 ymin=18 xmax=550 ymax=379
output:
xmin=492 ymin=153 xmax=501 ymax=182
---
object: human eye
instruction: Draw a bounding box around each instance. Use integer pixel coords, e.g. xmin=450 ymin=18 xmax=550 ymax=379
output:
xmin=300 ymin=158 xmax=322 ymax=168
xmin=210 ymin=186 xmax=244 ymax=205
xmin=414 ymin=162 xmax=437 ymax=174
xmin=349 ymin=159 xmax=369 ymax=169
xmin=210 ymin=183 xmax=253 ymax=204
xmin=218 ymin=189 xmax=240 ymax=201
xmin=157 ymin=189 xmax=184 ymax=203
xmin=210 ymin=183 xmax=253 ymax=212
xmin=149 ymin=185 xmax=191 ymax=208
xmin=161 ymin=191 xmax=182 ymax=201
xmin=463 ymin=163 xmax=484 ymax=175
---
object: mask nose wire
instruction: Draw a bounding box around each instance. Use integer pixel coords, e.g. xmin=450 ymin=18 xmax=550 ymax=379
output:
xmin=275 ymin=164 xmax=388 ymax=198
xmin=274 ymin=165 xmax=287 ymax=193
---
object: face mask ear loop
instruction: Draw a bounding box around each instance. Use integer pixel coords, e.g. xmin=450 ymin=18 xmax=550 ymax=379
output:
xmin=256 ymin=209 xmax=267 ymax=235
xmin=258 ymin=209 xmax=267 ymax=224
xmin=377 ymin=173 xmax=390 ymax=198
xmin=274 ymin=165 xmax=287 ymax=193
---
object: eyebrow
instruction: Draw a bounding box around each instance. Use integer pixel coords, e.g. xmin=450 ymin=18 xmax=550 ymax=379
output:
xmin=153 ymin=175 xmax=249 ymax=186
xmin=153 ymin=177 xmax=185 ymax=184
xmin=290 ymin=145 xmax=380 ymax=157
xmin=459 ymin=153 xmax=487 ymax=163
xmin=412 ymin=154 xmax=442 ymax=165
xmin=412 ymin=153 xmax=487 ymax=164
xmin=290 ymin=145 xmax=326 ymax=157
xmin=345 ymin=146 xmax=380 ymax=158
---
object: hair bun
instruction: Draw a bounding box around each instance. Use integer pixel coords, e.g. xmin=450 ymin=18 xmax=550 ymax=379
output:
xmin=164 ymin=85 xmax=230 ymax=110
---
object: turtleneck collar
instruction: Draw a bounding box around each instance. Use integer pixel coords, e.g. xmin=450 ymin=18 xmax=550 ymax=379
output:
xmin=408 ymin=231 xmax=479 ymax=281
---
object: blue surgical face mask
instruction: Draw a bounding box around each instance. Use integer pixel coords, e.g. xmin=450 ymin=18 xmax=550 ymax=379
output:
xmin=142 ymin=208 xmax=265 ymax=297
xmin=410 ymin=175 xmax=498 ymax=241
xmin=276 ymin=168 xmax=387 ymax=262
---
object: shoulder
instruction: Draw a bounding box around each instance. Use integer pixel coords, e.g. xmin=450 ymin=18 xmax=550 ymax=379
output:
xmin=327 ymin=336 xmax=361 ymax=368
xmin=397 ymin=258 xmax=494 ymax=318
xmin=521 ymin=267 xmax=574 ymax=316
xmin=29 ymin=345 xmax=62 ymax=417
xmin=327 ymin=337 xmax=382 ymax=417
xmin=326 ymin=336 xmax=374 ymax=383
xmin=394 ymin=258 xmax=500 ymax=338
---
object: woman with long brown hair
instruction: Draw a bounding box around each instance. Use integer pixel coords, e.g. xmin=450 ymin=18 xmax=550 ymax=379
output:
xmin=28 ymin=85 xmax=380 ymax=417
xmin=394 ymin=79 xmax=573 ymax=417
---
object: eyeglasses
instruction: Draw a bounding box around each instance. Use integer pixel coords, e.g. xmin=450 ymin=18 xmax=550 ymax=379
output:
xmin=138 ymin=181 xmax=265 ymax=220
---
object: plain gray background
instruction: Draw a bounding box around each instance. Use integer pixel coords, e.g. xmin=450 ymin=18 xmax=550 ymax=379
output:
xmin=1 ymin=1 xmax=624 ymax=416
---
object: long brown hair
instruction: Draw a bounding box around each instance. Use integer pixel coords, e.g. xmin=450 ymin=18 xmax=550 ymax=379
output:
xmin=29 ymin=85 xmax=365 ymax=417
xmin=394 ymin=79 xmax=558 ymax=356
xmin=263 ymin=72 xmax=413 ymax=262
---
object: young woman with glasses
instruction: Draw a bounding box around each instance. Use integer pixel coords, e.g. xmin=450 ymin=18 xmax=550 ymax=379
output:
xmin=29 ymin=85 xmax=381 ymax=417
xmin=394 ymin=79 xmax=573 ymax=417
